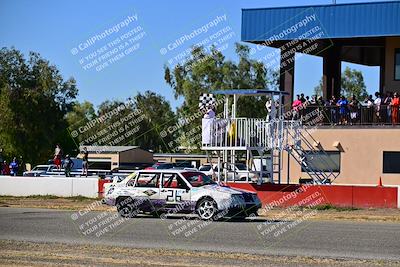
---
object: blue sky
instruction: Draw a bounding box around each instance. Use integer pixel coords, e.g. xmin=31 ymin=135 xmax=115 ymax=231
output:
xmin=0 ymin=0 xmax=381 ymax=109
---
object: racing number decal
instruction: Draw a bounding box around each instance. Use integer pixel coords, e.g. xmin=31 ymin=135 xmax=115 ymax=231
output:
xmin=166 ymin=190 xmax=182 ymax=202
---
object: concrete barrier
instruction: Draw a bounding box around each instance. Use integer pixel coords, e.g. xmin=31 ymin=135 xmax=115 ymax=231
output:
xmin=0 ymin=176 xmax=99 ymax=198
xmin=227 ymin=183 xmax=399 ymax=209
xmin=1 ymin=176 xmax=398 ymax=208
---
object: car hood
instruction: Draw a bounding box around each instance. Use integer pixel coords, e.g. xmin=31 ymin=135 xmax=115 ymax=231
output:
xmin=199 ymin=184 xmax=255 ymax=195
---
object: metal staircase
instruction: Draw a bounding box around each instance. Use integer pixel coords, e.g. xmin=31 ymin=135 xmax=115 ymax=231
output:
xmin=284 ymin=123 xmax=339 ymax=184
xmin=271 ymin=150 xmax=281 ymax=183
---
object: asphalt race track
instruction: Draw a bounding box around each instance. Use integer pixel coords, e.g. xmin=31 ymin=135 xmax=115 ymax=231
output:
xmin=0 ymin=207 xmax=399 ymax=261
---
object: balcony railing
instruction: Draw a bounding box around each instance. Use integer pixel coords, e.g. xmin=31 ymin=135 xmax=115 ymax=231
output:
xmin=201 ymin=118 xmax=298 ymax=150
xmin=296 ymin=105 xmax=400 ymax=126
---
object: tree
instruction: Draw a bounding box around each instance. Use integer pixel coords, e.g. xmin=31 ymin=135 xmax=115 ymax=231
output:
xmin=70 ymin=91 xmax=177 ymax=153
xmin=0 ymin=47 xmax=77 ymax=164
xmin=133 ymin=91 xmax=177 ymax=152
xmin=164 ymin=43 xmax=275 ymax=148
xmin=65 ymin=101 xmax=96 ymax=149
xmin=313 ymin=78 xmax=323 ymax=97
xmin=313 ymin=67 xmax=367 ymax=100
xmin=341 ymin=67 xmax=368 ymax=99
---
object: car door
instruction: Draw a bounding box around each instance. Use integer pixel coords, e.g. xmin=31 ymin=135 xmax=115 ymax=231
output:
xmin=123 ymin=172 xmax=161 ymax=212
xmin=130 ymin=172 xmax=161 ymax=200
xmin=160 ymin=173 xmax=191 ymax=209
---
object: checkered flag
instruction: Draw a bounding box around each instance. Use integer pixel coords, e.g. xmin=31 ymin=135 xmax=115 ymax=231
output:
xmin=199 ymin=93 xmax=216 ymax=111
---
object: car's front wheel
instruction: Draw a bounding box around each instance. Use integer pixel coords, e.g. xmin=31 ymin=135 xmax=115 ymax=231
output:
xmin=196 ymin=198 xmax=217 ymax=220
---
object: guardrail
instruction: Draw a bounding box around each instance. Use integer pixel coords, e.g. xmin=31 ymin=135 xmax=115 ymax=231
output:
xmin=299 ymin=105 xmax=400 ymax=126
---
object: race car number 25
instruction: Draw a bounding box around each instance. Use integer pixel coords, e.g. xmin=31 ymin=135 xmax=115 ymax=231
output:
xmin=166 ymin=190 xmax=182 ymax=202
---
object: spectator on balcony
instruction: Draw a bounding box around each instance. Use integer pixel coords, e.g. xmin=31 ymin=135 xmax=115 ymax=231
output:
xmin=349 ymin=95 xmax=359 ymax=125
xmin=390 ymin=92 xmax=400 ymax=125
xmin=310 ymin=95 xmax=317 ymax=105
xmin=374 ymin=92 xmax=382 ymax=123
xmin=337 ymin=96 xmax=349 ymax=125
xmin=300 ymin=93 xmax=306 ymax=103
xmin=362 ymin=95 xmax=374 ymax=124
xmin=316 ymin=96 xmax=325 ymax=125
xmin=317 ymin=96 xmax=324 ymax=106
xmin=329 ymin=95 xmax=338 ymax=125
xmin=383 ymin=92 xmax=392 ymax=123
xmin=292 ymin=95 xmax=302 ymax=120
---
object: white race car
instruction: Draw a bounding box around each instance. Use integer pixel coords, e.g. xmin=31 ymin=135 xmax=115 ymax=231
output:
xmin=103 ymin=169 xmax=262 ymax=220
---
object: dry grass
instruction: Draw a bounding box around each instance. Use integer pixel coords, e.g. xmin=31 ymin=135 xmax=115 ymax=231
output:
xmin=0 ymin=240 xmax=398 ymax=267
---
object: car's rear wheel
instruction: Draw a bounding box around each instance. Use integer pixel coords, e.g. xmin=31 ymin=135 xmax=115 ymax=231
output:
xmin=196 ymin=198 xmax=217 ymax=220
xmin=116 ymin=197 xmax=137 ymax=218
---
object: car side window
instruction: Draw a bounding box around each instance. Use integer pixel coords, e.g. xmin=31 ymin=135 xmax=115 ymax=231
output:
xmin=131 ymin=173 xmax=160 ymax=188
xmin=162 ymin=174 xmax=188 ymax=189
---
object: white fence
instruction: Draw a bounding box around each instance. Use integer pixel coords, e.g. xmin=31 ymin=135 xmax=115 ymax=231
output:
xmin=0 ymin=176 xmax=99 ymax=198
xmin=201 ymin=118 xmax=301 ymax=150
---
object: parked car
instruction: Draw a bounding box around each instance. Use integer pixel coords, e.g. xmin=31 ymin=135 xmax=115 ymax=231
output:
xmin=23 ymin=165 xmax=56 ymax=177
xmin=145 ymin=162 xmax=175 ymax=170
xmin=103 ymin=169 xmax=261 ymax=220
xmin=146 ymin=162 xmax=195 ymax=170
xmin=199 ymin=163 xmax=259 ymax=182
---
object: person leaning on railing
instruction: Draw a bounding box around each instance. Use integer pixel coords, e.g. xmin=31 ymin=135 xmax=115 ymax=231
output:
xmin=329 ymin=96 xmax=338 ymax=125
xmin=292 ymin=95 xmax=302 ymax=120
xmin=383 ymin=92 xmax=393 ymax=123
xmin=390 ymin=92 xmax=400 ymax=125
xmin=337 ymin=96 xmax=349 ymax=125
xmin=349 ymin=95 xmax=359 ymax=125
xmin=362 ymin=95 xmax=374 ymax=124
xmin=374 ymin=92 xmax=382 ymax=123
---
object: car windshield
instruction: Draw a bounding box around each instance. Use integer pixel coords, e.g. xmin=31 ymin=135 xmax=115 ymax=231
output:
xmin=181 ymin=172 xmax=216 ymax=187
xmin=235 ymin=163 xmax=247 ymax=170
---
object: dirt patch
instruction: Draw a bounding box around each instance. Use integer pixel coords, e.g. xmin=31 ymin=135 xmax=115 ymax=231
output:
xmin=0 ymin=240 xmax=398 ymax=267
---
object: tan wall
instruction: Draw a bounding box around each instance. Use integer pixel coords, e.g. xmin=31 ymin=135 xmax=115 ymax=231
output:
xmin=384 ymin=37 xmax=400 ymax=93
xmin=119 ymin=149 xmax=153 ymax=164
xmin=281 ymin=128 xmax=400 ymax=185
